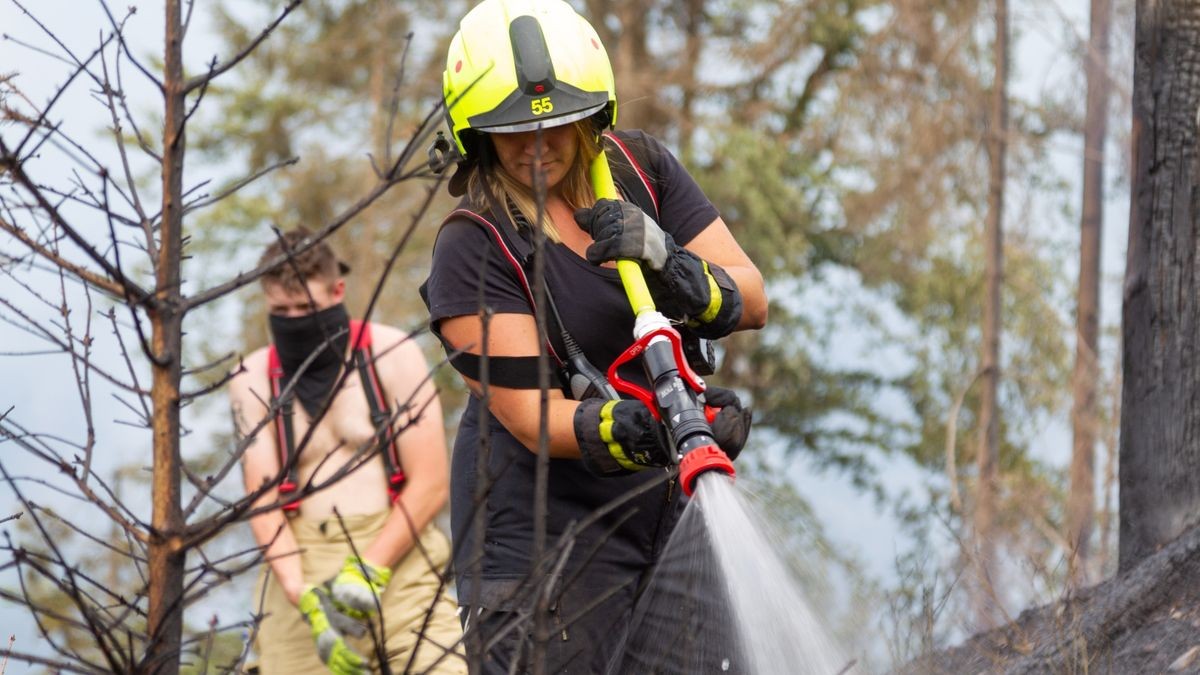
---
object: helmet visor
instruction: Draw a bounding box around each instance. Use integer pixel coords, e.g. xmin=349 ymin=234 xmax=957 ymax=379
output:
xmin=476 ymin=101 xmax=607 ymax=135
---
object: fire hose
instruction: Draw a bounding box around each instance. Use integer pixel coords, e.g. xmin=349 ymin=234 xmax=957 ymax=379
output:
xmin=589 ymin=151 xmax=735 ymax=496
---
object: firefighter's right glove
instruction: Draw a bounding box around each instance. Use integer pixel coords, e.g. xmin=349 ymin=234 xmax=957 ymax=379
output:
xmin=704 ymin=386 xmax=752 ymax=461
xmin=574 ymin=398 xmax=671 ymax=477
xmin=328 ymin=555 xmax=392 ymax=621
xmin=298 ymin=584 xmax=367 ymax=675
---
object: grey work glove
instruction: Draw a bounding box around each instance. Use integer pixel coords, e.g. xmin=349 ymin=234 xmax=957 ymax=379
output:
xmin=575 ymin=199 xmax=743 ymax=338
xmin=576 ymin=198 xmax=670 ymax=270
xmin=298 ymin=584 xmax=368 ymax=675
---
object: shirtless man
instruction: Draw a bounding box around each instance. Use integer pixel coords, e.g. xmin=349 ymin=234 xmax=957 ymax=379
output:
xmin=229 ymin=228 xmax=465 ymax=674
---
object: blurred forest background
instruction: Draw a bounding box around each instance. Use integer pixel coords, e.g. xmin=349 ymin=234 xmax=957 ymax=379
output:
xmin=0 ymin=0 xmax=1135 ymax=671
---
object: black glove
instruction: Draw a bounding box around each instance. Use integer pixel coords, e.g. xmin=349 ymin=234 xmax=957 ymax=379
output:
xmin=704 ymin=386 xmax=752 ymax=461
xmin=576 ymin=199 xmax=670 ymax=270
xmin=574 ymin=398 xmax=672 ymax=477
xmin=575 ymin=199 xmax=743 ymax=338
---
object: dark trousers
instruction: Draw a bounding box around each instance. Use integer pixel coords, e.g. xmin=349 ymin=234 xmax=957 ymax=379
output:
xmin=459 ymin=556 xmax=744 ymax=674
xmin=460 ymin=577 xmax=639 ymax=675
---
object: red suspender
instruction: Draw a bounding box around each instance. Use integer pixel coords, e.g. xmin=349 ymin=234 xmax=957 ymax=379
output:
xmin=267 ymin=319 xmax=406 ymax=511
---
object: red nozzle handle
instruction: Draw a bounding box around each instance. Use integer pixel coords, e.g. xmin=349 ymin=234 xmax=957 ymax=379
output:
xmin=607 ymin=326 xmax=708 ymax=421
xmin=679 ymin=445 xmax=735 ymax=497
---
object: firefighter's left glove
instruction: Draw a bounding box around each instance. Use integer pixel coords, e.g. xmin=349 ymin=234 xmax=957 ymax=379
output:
xmin=576 ymin=199 xmax=743 ymax=339
xmin=298 ymin=584 xmax=367 ymax=675
xmin=704 ymin=386 xmax=752 ymax=461
xmin=328 ymin=555 xmax=392 ymax=621
xmin=574 ymin=398 xmax=672 ymax=477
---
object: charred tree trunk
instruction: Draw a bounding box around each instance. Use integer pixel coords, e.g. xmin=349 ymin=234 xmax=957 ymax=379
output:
xmin=1068 ymin=0 xmax=1113 ymax=588
xmin=974 ymin=0 xmax=1008 ymax=630
xmin=1120 ymin=0 xmax=1200 ymax=572
xmin=145 ymin=1 xmax=187 ymax=671
xmin=585 ymin=0 xmax=669 ymax=135
xmin=677 ymin=0 xmax=705 ymax=162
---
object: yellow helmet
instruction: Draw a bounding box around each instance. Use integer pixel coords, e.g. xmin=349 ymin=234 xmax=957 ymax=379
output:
xmin=443 ymin=0 xmax=617 ymax=158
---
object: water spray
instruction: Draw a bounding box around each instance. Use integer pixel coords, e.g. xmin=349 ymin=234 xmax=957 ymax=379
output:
xmin=589 ymin=150 xmax=735 ymax=495
xmin=592 ymin=146 xmax=857 ymax=675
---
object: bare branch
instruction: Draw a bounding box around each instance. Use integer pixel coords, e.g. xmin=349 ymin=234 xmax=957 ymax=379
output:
xmin=181 ymin=157 xmax=299 ymax=216
xmin=96 ymin=37 xmax=155 ymax=259
xmin=0 ymin=216 xmax=129 ymax=298
xmin=6 ymin=3 xmax=116 ymax=158
xmin=0 ymin=472 xmax=131 ymax=673
xmin=382 ymin=32 xmax=416 ymax=170
xmin=0 ymin=140 xmax=152 ymax=302
xmin=182 ymin=0 xmax=303 ymax=94
xmin=945 ymin=366 xmax=985 ymax=515
xmin=0 ymin=295 xmax=143 ymax=394
xmin=97 ymin=1 xmax=163 ymax=91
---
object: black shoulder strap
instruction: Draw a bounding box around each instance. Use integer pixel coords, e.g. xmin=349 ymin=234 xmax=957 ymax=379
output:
xmin=440 ymin=206 xmax=566 ymax=367
xmin=604 ymin=132 xmax=660 ymax=220
xmin=430 ymin=207 xmax=570 ymax=392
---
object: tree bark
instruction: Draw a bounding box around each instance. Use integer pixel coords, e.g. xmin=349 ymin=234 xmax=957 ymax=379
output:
xmin=1120 ymin=0 xmax=1200 ymax=572
xmin=1068 ymin=0 xmax=1113 ymax=588
xmin=974 ymin=0 xmax=1007 ymax=630
xmin=677 ymin=0 xmax=704 ymax=162
xmin=145 ymin=1 xmax=187 ymax=671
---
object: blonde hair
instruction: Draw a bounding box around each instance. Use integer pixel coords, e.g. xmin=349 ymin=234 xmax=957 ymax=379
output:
xmin=467 ymin=121 xmax=601 ymax=243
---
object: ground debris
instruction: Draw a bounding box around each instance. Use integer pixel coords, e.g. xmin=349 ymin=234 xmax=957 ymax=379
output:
xmin=894 ymin=524 xmax=1200 ymax=675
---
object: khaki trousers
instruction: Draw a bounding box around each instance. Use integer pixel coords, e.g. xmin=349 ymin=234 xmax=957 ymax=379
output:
xmin=253 ymin=511 xmax=466 ymax=674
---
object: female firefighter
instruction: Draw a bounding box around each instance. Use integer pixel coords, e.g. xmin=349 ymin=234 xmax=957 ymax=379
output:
xmin=421 ymin=0 xmax=768 ymax=671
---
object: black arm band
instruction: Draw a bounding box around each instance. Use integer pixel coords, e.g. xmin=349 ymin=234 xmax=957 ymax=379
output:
xmin=447 ymin=352 xmax=551 ymax=390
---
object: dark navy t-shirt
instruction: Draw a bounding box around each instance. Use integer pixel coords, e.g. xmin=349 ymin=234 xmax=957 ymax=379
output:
xmin=423 ymin=130 xmax=719 ymax=605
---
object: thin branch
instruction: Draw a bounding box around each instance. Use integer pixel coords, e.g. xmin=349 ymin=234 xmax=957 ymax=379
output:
xmin=0 ymin=216 xmax=128 ymax=298
xmin=181 ymin=157 xmax=299 ymax=216
xmin=182 ymin=1 xmax=303 ymax=93
xmin=0 ymin=469 xmax=130 ymax=672
xmin=7 ymin=2 xmax=115 ymax=158
xmin=97 ymin=1 xmax=163 ymax=91
xmin=106 ymin=307 xmax=152 ymax=422
xmin=945 ymin=366 xmax=985 ymax=515
xmin=0 ymin=296 xmax=143 ymax=394
xmin=382 ymin=33 xmax=415 ymax=170
xmin=185 ymin=177 xmax=394 ymax=309
xmin=0 ymin=139 xmax=152 ymax=302
xmin=96 ymin=36 xmax=153 ymax=256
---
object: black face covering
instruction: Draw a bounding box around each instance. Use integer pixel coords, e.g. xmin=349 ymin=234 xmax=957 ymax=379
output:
xmin=268 ymin=303 xmax=351 ymax=418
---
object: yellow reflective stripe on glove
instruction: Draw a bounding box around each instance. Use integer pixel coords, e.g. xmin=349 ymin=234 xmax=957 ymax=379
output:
xmin=575 ymin=398 xmax=671 ymax=477
xmin=598 ymin=400 xmax=642 ymax=472
xmin=329 ymin=555 xmax=392 ymax=620
xmin=298 ymin=584 xmax=366 ymax=675
xmin=696 ymin=260 xmax=722 ymax=324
